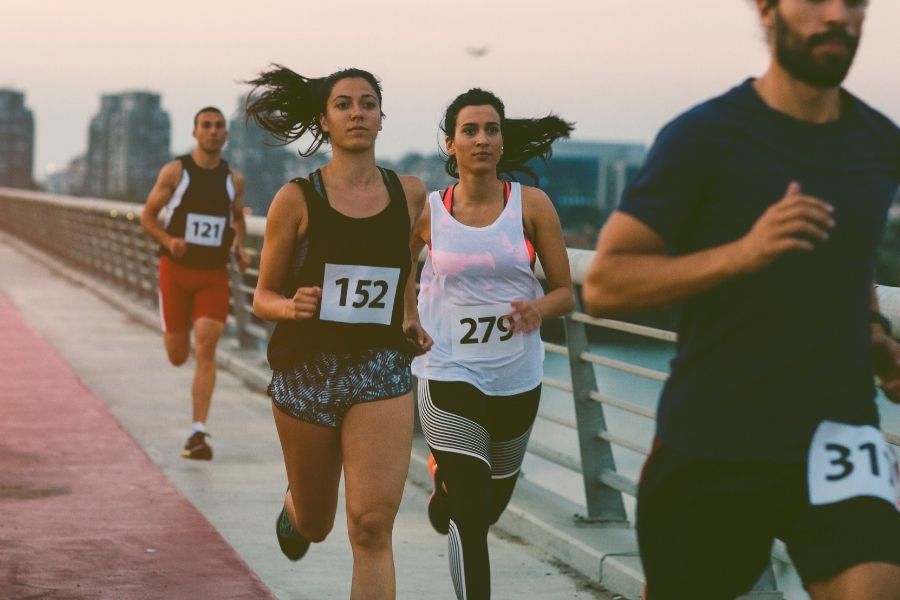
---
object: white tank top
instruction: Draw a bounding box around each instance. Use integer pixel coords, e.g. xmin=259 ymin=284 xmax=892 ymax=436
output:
xmin=411 ymin=182 xmax=544 ymax=395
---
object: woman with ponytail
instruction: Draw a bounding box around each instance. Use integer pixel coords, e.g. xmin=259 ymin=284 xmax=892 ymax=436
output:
xmin=246 ymin=65 xmax=431 ymax=598
xmin=408 ymin=88 xmax=575 ymax=599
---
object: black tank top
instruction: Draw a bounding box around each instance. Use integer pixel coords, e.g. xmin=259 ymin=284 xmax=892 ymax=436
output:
xmin=267 ymin=167 xmax=412 ymax=367
xmin=159 ymin=154 xmax=235 ymax=269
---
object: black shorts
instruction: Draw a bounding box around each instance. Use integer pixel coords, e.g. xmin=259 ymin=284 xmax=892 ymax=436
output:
xmin=269 ymin=347 xmax=412 ymax=428
xmin=637 ymin=442 xmax=900 ymax=600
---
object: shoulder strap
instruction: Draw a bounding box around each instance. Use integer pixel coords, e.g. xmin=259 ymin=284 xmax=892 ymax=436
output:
xmin=378 ymin=167 xmax=405 ymax=203
xmin=289 ymin=174 xmax=317 ymax=198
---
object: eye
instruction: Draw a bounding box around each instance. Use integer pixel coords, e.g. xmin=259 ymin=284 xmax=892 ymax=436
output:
xmin=363 ymin=100 xmax=377 ymax=109
xmin=336 ymin=101 xmax=350 ymax=110
xmin=487 ymin=125 xmax=500 ymax=135
xmin=462 ymin=126 xmax=476 ymax=136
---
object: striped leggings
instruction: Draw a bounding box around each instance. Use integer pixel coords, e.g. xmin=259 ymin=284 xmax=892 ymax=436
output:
xmin=418 ymin=378 xmax=541 ymax=600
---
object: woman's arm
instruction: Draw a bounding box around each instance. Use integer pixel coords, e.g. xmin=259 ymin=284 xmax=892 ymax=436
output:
xmin=400 ymin=176 xmax=432 ymax=353
xmin=252 ymin=182 xmax=321 ymax=322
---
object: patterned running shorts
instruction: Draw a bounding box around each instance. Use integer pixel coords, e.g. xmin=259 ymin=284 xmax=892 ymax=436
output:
xmin=269 ymin=347 xmax=413 ymax=428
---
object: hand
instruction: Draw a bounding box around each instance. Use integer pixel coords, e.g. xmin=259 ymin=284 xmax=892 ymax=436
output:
xmin=233 ymin=246 xmax=250 ymax=272
xmin=731 ymin=182 xmax=834 ymax=274
xmin=507 ymin=300 xmax=543 ymax=334
xmin=872 ymin=323 xmax=900 ymax=403
xmin=284 ymin=286 xmax=321 ymax=320
xmin=403 ymin=318 xmax=433 ymax=355
xmin=168 ymin=237 xmax=187 ymax=257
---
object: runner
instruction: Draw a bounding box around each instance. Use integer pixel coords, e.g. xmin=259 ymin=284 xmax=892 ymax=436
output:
xmin=407 ymin=88 xmax=574 ymax=599
xmin=141 ymin=106 xmax=249 ymax=460
xmin=583 ymin=1 xmax=900 ymax=598
xmin=245 ymin=65 xmax=429 ymax=599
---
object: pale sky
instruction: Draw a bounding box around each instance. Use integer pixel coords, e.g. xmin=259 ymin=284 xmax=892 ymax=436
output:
xmin=3 ymin=0 xmax=898 ymax=179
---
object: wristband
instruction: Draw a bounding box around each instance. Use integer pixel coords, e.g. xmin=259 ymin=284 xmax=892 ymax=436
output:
xmin=871 ymin=311 xmax=892 ymax=337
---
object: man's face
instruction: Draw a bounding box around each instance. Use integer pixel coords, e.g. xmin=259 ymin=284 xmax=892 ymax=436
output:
xmin=193 ymin=111 xmax=227 ymax=152
xmin=769 ymin=0 xmax=867 ymax=89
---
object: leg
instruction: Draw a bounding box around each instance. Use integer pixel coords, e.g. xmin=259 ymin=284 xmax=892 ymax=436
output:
xmin=808 ymin=563 xmax=900 ymax=600
xmin=419 ymin=379 xmax=494 ymax=600
xmin=164 ymin=331 xmax=190 ymax=366
xmin=787 ymin=495 xmax=900 ymax=600
xmin=272 ymin=402 xmax=342 ymax=542
xmin=157 ymin=257 xmax=191 ymax=365
xmin=637 ymin=444 xmax=780 ymax=600
xmin=342 ymin=393 xmax=414 ymax=600
xmin=486 ymin=385 xmax=541 ymax=524
xmin=191 ymin=317 xmax=224 ymax=424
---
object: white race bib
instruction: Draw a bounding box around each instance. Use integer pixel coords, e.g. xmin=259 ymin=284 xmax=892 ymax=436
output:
xmin=808 ymin=421 xmax=899 ymax=510
xmin=319 ymin=263 xmax=400 ymax=325
xmin=185 ymin=213 xmax=226 ymax=247
xmin=450 ymin=303 xmax=524 ymax=359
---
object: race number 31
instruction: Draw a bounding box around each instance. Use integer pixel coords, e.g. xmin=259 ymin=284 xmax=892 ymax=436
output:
xmin=451 ymin=304 xmax=524 ymax=359
xmin=808 ymin=421 xmax=899 ymax=510
xmin=319 ymin=263 xmax=400 ymax=325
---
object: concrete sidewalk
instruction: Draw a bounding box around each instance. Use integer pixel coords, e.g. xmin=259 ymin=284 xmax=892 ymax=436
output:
xmin=0 ymin=232 xmax=615 ymax=600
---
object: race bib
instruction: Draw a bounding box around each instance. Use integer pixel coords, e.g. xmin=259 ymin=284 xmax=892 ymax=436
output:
xmin=808 ymin=421 xmax=899 ymax=510
xmin=319 ymin=264 xmax=400 ymax=325
xmin=185 ymin=213 xmax=226 ymax=247
xmin=450 ymin=303 xmax=524 ymax=359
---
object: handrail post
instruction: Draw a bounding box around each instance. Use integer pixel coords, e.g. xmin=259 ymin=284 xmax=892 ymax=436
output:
xmin=228 ymin=261 xmax=255 ymax=350
xmin=564 ymin=294 xmax=628 ymax=525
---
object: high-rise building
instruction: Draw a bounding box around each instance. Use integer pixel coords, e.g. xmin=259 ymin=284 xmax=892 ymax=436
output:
xmin=0 ymin=89 xmax=35 ymax=189
xmin=85 ymin=91 xmax=170 ymax=202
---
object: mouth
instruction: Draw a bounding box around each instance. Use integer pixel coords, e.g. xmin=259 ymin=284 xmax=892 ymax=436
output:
xmin=347 ymin=127 xmax=368 ymax=133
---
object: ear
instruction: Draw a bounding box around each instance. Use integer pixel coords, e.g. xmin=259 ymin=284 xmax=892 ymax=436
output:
xmin=756 ymin=0 xmax=775 ymax=24
xmin=319 ymin=113 xmax=328 ymax=134
xmin=445 ymin=135 xmax=455 ymax=156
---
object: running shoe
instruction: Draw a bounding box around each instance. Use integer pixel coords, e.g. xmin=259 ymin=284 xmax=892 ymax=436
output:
xmin=277 ymin=491 xmax=310 ymax=561
xmin=180 ymin=431 xmax=213 ymax=460
xmin=427 ymin=453 xmax=450 ymax=535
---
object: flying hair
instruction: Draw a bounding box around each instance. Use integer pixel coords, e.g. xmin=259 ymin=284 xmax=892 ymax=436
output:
xmin=440 ymin=88 xmax=574 ymax=180
xmin=244 ymin=64 xmax=383 ymax=157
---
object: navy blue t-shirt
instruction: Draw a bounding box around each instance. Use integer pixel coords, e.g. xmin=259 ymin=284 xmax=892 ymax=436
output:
xmin=619 ymin=79 xmax=900 ymax=462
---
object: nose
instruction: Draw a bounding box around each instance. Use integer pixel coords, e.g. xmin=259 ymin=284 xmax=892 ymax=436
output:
xmin=823 ymin=0 xmax=849 ymax=26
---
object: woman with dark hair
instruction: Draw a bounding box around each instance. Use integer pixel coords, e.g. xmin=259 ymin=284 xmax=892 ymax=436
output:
xmin=246 ymin=64 xmax=431 ymax=598
xmin=407 ymin=88 xmax=575 ymax=599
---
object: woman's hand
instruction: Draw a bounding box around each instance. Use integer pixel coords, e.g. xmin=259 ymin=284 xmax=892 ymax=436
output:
xmin=284 ymin=286 xmax=322 ymax=320
xmin=404 ymin=318 xmax=434 ymax=355
xmin=507 ymin=300 xmax=543 ymax=334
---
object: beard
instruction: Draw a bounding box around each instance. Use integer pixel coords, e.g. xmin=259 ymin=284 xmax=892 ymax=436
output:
xmin=773 ymin=9 xmax=859 ymax=89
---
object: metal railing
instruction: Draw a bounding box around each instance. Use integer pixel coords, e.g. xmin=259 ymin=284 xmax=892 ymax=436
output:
xmin=3 ymin=186 xmax=899 ymax=599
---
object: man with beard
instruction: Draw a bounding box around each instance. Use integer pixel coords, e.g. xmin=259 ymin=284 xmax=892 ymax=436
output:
xmin=582 ymin=1 xmax=899 ymax=598
xmin=141 ymin=107 xmax=249 ymax=460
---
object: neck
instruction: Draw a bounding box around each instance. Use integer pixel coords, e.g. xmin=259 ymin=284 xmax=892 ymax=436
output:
xmin=191 ymin=148 xmax=222 ymax=169
xmin=456 ymin=170 xmax=502 ymax=204
xmin=322 ymin=147 xmax=380 ymax=187
xmin=753 ymin=63 xmax=843 ymax=123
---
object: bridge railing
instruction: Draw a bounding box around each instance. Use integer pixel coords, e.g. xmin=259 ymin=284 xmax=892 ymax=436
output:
xmin=3 ymin=187 xmax=898 ymax=599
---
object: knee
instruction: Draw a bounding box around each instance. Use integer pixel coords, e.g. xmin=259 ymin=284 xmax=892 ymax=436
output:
xmin=295 ymin=517 xmax=333 ymax=544
xmin=193 ymin=340 xmax=217 ymax=363
xmin=167 ymin=348 xmax=189 ymax=366
xmin=347 ymin=509 xmax=395 ymax=551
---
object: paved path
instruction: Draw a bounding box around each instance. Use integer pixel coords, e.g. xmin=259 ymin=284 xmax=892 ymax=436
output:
xmin=0 ymin=233 xmax=614 ymax=600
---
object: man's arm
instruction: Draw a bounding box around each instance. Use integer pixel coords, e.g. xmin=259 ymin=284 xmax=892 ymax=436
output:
xmin=582 ymin=182 xmax=835 ymax=316
xmin=140 ymin=161 xmax=185 ymax=257
xmin=230 ymin=170 xmax=250 ymax=271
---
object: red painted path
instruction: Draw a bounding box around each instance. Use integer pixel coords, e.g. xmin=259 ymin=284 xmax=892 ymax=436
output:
xmin=0 ymin=293 xmax=276 ymax=599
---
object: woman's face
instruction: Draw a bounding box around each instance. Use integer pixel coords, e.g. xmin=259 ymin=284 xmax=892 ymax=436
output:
xmin=320 ymin=77 xmax=383 ymax=151
xmin=447 ymin=104 xmax=503 ymax=176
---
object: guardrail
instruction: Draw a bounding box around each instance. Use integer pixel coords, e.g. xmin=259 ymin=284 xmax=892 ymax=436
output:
xmin=3 ymin=186 xmax=898 ymax=599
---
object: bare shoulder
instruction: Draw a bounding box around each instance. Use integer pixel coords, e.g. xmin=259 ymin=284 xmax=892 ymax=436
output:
xmin=158 ymin=159 xmax=184 ymax=185
xmin=398 ymin=175 xmax=427 ymax=206
xmin=229 ymin=167 xmax=245 ymax=187
xmin=520 ymin=184 xmax=557 ymax=218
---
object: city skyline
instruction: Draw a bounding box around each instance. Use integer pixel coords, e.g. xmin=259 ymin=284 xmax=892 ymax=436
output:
xmin=3 ymin=0 xmax=899 ymax=180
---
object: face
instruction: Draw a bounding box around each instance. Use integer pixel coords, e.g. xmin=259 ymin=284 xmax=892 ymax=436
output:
xmin=193 ymin=111 xmax=227 ymax=152
xmin=446 ymin=105 xmax=503 ymax=176
xmin=763 ymin=0 xmax=867 ymax=89
xmin=319 ymin=77 xmax=383 ymax=151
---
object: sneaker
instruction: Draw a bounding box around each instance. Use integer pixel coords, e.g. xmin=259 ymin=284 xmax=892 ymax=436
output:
xmin=277 ymin=493 xmax=310 ymax=561
xmin=427 ymin=453 xmax=450 ymax=535
xmin=180 ymin=431 xmax=213 ymax=460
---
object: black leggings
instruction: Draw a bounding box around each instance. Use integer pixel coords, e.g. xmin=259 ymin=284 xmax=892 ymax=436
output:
xmin=418 ymin=378 xmax=541 ymax=600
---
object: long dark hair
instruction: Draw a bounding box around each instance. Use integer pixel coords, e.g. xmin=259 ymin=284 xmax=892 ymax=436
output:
xmin=244 ymin=64 xmax=383 ymax=156
xmin=440 ymin=88 xmax=573 ymax=179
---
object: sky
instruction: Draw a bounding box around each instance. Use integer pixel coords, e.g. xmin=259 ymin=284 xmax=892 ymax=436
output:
xmin=2 ymin=0 xmax=898 ymax=179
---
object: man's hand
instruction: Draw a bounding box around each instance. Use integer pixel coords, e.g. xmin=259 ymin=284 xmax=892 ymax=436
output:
xmin=403 ymin=318 xmax=433 ymax=356
xmin=872 ymin=323 xmax=900 ymax=403
xmin=731 ymin=182 xmax=835 ymax=274
xmin=284 ymin=286 xmax=321 ymax=320
xmin=234 ymin=247 xmax=250 ymax=272
xmin=168 ymin=238 xmax=187 ymax=257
